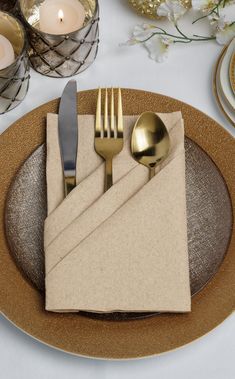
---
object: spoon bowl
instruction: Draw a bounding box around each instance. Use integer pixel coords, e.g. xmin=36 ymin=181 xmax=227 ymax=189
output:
xmin=131 ymin=112 xmax=170 ymax=179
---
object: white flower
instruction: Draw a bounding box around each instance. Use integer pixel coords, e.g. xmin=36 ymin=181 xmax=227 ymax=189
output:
xmin=208 ymin=3 xmax=235 ymax=26
xmin=218 ymin=3 xmax=235 ymax=24
xmin=121 ymin=24 xmax=173 ymax=62
xmin=208 ymin=13 xmax=225 ymax=28
xmin=157 ymin=0 xmax=187 ymax=22
xmin=216 ymin=23 xmax=235 ymax=44
xmin=144 ymin=35 xmax=172 ymax=62
xmin=191 ymin=0 xmax=219 ymax=12
xmin=208 ymin=3 xmax=235 ymax=44
xmin=121 ymin=24 xmax=160 ymax=46
xmin=133 ymin=24 xmax=157 ymax=41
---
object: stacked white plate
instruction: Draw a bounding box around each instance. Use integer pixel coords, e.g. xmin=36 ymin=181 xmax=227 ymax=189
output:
xmin=214 ymin=38 xmax=235 ymax=127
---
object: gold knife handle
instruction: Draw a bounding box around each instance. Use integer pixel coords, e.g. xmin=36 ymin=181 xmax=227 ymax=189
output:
xmin=64 ymin=176 xmax=76 ymax=197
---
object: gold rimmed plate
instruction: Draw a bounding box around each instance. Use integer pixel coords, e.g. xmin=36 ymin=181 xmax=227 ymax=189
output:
xmin=219 ymin=38 xmax=235 ymax=111
xmin=0 ymin=89 xmax=234 ymax=359
xmin=229 ymin=52 xmax=235 ymax=95
xmin=213 ymin=43 xmax=235 ymax=128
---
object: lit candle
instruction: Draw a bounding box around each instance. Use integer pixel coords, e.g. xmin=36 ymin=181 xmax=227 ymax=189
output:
xmin=39 ymin=0 xmax=86 ymax=35
xmin=0 ymin=34 xmax=15 ymax=70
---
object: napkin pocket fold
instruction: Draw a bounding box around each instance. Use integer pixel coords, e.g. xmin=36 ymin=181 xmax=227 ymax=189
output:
xmin=45 ymin=114 xmax=191 ymax=313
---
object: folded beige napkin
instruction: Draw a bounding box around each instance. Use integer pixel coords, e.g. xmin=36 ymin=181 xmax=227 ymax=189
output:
xmin=45 ymin=112 xmax=191 ymax=313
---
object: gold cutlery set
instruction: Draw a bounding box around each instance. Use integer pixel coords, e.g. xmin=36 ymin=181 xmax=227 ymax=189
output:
xmin=58 ymin=82 xmax=171 ymax=196
xmin=95 ymin=89 xmax=170 ymax=189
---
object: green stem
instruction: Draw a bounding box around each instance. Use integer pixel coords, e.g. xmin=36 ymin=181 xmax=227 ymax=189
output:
xmin=174 ymin=23 xmax=215 ymax=42
xmin=193 ymin=34 xmax=216 ymax=40
xmin=192 ymin=0 xmax=224 ymax=25
xmin=175 ymin=24 xmax=188 ymax=39
xmin=139 ymin=28 xmax=216 ymax=45
xmin=191 ymin=36 xmax=216 ymax=41
xmin=147 ymin=26 xmax=187 ymax=39
xmin=140 ymin=31 xmax=186 ymax=43
xmin=173 ymin=39 xmax=192 ymax=44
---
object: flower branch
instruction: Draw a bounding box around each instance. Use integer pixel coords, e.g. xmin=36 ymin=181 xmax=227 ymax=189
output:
xmin=122 ymin=0 xmax=235 ymax=62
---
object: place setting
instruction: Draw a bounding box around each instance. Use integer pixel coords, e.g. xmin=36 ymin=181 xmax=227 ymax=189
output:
xmin=0 ymin=0 xmax=235 ymax=361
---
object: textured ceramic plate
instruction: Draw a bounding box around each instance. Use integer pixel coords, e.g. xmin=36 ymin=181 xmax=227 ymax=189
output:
xmin=229 ymin=52 xmax=235 ymax=95
xmin=219 ymin=38 xmax=235 ymax=110
xmin=214 ymin=42 xmax=235 ymax=127
xmin=0 ymin=89 xmax=234 ymax=359
xmin=4 ymin=138 xmax=232 ymax=321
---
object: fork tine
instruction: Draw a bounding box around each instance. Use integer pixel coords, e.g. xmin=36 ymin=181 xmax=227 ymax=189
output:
xmin=110 ymin=88 xmax=115 ymax=138
xmin=117 ymin=88 xmax=123 ymax=138
xmin=104 ymin=88 xmax=109 ymax=138
xmin=95 ymin=88 xmax=102 ymax=137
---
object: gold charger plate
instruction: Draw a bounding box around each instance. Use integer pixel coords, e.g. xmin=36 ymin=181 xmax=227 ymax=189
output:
xmin=0 ymin=89 xmax=234 ymax=359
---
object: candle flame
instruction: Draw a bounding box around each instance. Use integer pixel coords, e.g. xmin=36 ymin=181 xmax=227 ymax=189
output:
xmin=58 ymin=9 xmax=64 ymax=22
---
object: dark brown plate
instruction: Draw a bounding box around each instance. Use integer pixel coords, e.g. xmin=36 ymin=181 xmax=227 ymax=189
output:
xmin=4 ymin=137 xmax=232 ymax=321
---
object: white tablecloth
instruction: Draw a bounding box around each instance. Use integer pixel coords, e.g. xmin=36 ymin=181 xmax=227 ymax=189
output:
xmin=0 ymin=0 xmax=234 ymax=377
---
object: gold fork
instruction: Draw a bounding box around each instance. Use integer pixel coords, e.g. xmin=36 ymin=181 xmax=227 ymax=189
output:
xmin=95 ymin=88 xmax=124 ymax=192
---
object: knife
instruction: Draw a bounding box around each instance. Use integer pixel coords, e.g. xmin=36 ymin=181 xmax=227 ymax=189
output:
xmin=58 ymin=80 xmax=78 ymax=197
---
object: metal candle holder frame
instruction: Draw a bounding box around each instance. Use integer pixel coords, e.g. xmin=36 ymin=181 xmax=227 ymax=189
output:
xmin=18 ymin=0 xmax=99 ymax=78
xmin=0 ymin=0 xmax=18 ymax=13
xmin=0 ymin=10 xmax=30 ymax=114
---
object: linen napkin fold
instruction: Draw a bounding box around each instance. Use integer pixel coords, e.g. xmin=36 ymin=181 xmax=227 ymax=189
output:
xmin=45 ymin=113 xmax=191 ymax=313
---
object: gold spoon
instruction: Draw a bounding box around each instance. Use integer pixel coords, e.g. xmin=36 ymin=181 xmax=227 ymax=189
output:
xmin=131 ymin=112 xmax=170 ymax=180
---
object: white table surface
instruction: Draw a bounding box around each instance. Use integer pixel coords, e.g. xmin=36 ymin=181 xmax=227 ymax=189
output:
xmin=0 ymin=1 xmax=234 ymax=377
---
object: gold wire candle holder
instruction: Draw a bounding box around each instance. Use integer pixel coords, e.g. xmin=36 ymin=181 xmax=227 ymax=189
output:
xmin=18 ymin=0 xmax=99 ymax=78
xmin=0 ymin=1 xmax=18 ymax=13
xmin=0 ymin=11 xmax=30 ymax=114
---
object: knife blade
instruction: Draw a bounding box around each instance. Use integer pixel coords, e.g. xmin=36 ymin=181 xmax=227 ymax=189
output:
xmin=58 ymin=80 xmax=78 ymax=197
